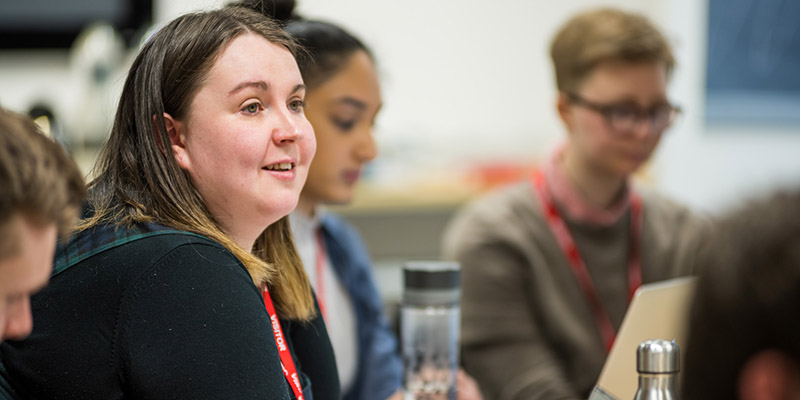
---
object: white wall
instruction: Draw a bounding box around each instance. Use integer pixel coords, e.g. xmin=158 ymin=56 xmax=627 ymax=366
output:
xmin=292 ymin=0 xmax=800 ymax=214
xmin=1 ymin=0 xmax=798 ymax=214
xmin=656 ymin=0 xmax=800 ymax=213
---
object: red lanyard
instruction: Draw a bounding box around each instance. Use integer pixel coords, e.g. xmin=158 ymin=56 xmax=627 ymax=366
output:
xmin=531 ymin=170 xmax=643 ymax=353
xmin=262 ymin=285 xmax=305 ymax=400
xmin=314 ymin=228 xmax=327 ymax=320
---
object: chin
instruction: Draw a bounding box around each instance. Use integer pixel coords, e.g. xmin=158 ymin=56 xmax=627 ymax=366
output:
xmin=259 ymin=198 xmax=299 ymax=223
xmin=325 ymin=191 xmax=354 ymax=206
xmin=618 ymin=164 xmax=639 ymax=176
xmin=609 ymin=158 xmax=644 ymax=177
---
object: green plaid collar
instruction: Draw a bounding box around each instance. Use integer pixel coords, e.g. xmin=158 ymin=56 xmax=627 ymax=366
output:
xmin=53 ymin=222 xmax=208 ymax=277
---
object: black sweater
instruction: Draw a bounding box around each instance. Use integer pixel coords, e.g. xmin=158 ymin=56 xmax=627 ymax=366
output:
xmin=0 ymin=226 xmax=339 ymax=399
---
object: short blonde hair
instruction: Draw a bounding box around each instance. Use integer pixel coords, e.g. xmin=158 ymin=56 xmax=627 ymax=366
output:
xmin=550 ymin=8 xmax=675 ymax=94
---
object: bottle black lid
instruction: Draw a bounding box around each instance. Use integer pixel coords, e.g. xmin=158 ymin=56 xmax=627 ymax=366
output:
xmin=403 ymin=261 xmax=460 ymax=290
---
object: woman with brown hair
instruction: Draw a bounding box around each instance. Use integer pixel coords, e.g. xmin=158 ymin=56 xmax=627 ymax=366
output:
xmin=0 ymin=7 xmax=337 ymax=399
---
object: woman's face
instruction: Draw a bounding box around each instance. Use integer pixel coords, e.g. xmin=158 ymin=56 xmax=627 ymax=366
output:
xmin=299 ymin=50 xmax=381 ymax=210
xmin=169 ymin=34 xmax=315 ymax=244
xmin=560 ymin=60 xmax=669 ymax=177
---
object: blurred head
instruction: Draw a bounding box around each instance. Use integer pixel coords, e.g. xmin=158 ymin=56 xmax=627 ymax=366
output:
xmin=87 ymin=7 xmax=315 ymax=319
xmin=0 ymin=107 xmax=85 ymax=341
xmin=683 ymin=191 xmax=800 ymax=400
xmin=234 ymin=0 xmax=381 ymax=213
xmin=301 ymin=48 xmax=379 ymax=210
xmin=550 ymin=8 xmax=677 ymax=177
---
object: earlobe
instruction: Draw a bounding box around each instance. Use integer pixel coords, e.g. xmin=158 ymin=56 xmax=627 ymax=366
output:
xmin=556 ymin=92 xmax=572 ymax=129
xmin=163 ymin=112 xmax=191 ymax=170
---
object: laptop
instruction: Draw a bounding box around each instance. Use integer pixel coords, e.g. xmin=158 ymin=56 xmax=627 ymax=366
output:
xmin=589 ymin=276 xmax=697 ymax=400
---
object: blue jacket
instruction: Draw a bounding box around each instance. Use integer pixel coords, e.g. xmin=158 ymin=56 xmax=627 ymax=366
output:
xmin=320 ymin=213 xmax=403 ymax=400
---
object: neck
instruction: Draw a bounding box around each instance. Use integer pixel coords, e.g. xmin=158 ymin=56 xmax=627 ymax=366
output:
xmin=227 ymin=226 xmax=258 ymax=254
xmin=295 ymin=195 xmax=317 ymax=218
xmin=216 ymin=214 xmax=267 ymax=253
xmin=562 ymin=147 xmax=625 ymax=209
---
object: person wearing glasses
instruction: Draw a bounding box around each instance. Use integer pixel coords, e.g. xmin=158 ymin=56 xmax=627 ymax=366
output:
xmin=442 ymin=8 xmax=711 ymax=399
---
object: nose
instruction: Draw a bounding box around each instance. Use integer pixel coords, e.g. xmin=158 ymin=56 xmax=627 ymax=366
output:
xmin=3 ymin=297 xmax=33 ymax=341
xmin=272 ymin=110 xmax=302 ymax=145
xmin=355 ymin=130 xmax=377 ymax=163
xmin=631 ymin=115 xmax=657 ymax=139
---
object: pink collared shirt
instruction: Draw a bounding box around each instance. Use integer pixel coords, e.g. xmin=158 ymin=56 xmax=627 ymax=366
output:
xmin=543 ymin=144 xmax=631 ymax=226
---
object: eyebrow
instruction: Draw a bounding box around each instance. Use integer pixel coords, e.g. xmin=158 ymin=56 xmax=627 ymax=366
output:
xmin=290 ymin=84 xmax=306 ymax=96
xmin=335 ymin=96 xmax=368 ymax=110
xmin=608 ymin=96 xmax=671 ymax=107
xmin=228 ymin=82 xmax=306 ymax=97
xmin=228 ymin=81 xmax=268 ymax=96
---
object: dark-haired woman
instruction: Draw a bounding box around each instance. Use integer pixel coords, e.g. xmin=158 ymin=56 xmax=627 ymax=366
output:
xmin=0 ymin=7 xmax=338 ymax=399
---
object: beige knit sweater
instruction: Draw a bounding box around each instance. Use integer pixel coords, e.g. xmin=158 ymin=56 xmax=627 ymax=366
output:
xmin=442 ymin=181 xmax=711 ymax=400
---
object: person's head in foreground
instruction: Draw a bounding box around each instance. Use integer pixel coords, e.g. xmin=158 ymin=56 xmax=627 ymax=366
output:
xmin=0 ymin=107 xmax=85 ymax=341
xmin=682 ymin=190 xmax=800 ymax=400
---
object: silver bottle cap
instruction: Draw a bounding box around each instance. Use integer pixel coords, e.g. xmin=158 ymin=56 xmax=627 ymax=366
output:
xmin=637 ymin=339 xmax=680 ymax=373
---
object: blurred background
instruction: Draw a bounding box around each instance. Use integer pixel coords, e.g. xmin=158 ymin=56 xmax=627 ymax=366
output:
xmin=2 ymin=0 xmax=799 ymax=305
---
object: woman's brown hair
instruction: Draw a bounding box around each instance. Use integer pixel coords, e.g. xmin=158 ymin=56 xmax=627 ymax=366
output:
xmin=82 ymin=7 xmax=314 ymax=320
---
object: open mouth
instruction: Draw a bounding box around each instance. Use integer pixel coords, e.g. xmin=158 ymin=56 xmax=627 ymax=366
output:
xmin=263 ymin=162 xmax=295 ymax=171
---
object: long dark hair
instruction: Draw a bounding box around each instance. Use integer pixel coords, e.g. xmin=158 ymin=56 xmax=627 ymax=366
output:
xmin=83 ymin=7 xmax=315 ymax=320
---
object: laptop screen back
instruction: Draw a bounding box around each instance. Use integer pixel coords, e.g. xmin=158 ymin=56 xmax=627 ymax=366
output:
xmin=592 ymin=276 xmax=697 ymax=399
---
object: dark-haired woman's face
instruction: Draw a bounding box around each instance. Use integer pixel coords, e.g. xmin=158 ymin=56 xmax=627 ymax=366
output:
xmin=168 ymin=33 xmax=315 ymax=247
xmin=299 ymin=50 xmax=380 ymax=209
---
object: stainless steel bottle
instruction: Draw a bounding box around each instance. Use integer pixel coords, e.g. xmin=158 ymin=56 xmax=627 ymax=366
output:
xmin=633 ymin=339 xmax=680 ymax=400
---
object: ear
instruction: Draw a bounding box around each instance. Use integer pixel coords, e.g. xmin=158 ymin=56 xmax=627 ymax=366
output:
xmin=556 ymin=91 xmax=573 ymax=130
xmin=738 ymin=350 xmax=800 ymax=400
xmin=162 ymin=112 xmax=192 ymax=171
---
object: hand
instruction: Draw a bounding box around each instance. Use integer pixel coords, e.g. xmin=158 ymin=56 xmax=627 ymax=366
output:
xmin=456 ymin=369 xmax=483 ymax=400
xmin=399 ymin=368 xmax=483 ymax=400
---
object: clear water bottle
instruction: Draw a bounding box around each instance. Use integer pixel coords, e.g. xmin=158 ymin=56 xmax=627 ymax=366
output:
xmin=401 ymin=261 xmax=461 ymax=400
xmin=633 ymin=339 xmax=680 ymax=400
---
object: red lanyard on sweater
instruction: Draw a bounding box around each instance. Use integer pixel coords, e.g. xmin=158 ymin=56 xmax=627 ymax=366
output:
xmin=314 ymin=228 xmax=328 ymax=320
xmin=531 ymin=170 xmax=643 ymax=353
xmin=262 ymin=285 xmax=305 ymax=400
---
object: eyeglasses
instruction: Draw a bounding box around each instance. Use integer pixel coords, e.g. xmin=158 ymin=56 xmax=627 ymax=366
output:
xmin=566 ymin=92 xmax=681 ymax=134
